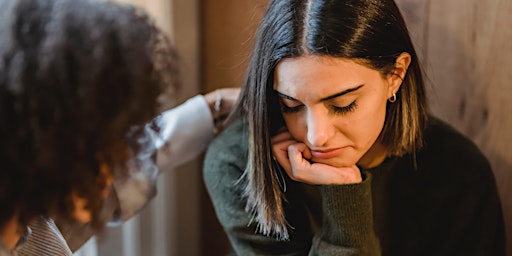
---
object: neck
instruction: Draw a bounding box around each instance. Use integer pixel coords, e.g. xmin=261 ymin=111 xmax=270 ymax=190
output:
xmin=0 ymin=215 xmax=21 ymax=250
xmin=358 ymin=142 xmax=388 ymax=169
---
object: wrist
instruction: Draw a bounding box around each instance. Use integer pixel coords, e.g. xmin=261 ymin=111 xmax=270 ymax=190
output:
xmin=204 ymin=89 xmax=223 ymax=133
xmin=205 ymin=90 xmax=219 ymax=119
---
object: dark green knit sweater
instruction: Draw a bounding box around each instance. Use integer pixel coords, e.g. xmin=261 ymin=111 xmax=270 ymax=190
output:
xmin=203 ymin=116 xmax=505 ymax=256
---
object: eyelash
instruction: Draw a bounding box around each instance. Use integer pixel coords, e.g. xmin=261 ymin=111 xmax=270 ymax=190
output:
xmin=280 ymin=101 xmax=357 ymax=115
xmin=332 ymin=101 xmax=357 ymax=115
xmin=280 ymin=104 xmax=301 ymax=113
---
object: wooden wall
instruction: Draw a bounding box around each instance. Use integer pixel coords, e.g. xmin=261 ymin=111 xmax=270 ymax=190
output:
xmin=200 ymin=2 xmax=269 ymax=254
xmin=201 ymin=0 xmax=269 ymax=90
xmin=396 ymin=0 xmax=512 ymax=254
xmin=201 ymin=0 xmax=512 ymax=254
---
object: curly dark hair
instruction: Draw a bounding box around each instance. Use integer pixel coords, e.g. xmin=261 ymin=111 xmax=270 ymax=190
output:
xmin=0 ymin=0 xmax=178 ymax=231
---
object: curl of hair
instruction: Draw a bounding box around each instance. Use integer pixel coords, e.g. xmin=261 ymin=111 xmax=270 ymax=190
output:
xmin=231 ymin=0 xmax=428 ymax=239
xmin=0 ymin=0 xmax=178 ymax=230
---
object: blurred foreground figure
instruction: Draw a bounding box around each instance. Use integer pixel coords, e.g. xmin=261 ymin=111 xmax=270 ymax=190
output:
xmin=0 ymin=0 xmax=239 ymax=255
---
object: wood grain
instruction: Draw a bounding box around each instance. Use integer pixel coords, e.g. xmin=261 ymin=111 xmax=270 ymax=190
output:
xmin=201 ymin=0 xmax=269 ymax=90
xmin=201 ymin=2 xmax=270 ymax=254
xmin=396 ymin=0 xmax=512 ymax=254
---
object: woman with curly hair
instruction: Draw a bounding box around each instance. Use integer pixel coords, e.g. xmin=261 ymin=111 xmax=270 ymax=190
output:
xmin=0 ymin=0 xmax=238 ymax=254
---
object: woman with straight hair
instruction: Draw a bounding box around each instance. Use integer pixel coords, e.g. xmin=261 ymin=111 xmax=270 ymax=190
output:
xmin=203 ymin=0 xmax=505 ymax=255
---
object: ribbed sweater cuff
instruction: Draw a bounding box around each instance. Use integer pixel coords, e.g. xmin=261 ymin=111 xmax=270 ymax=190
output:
xmin=320 ymin=172 xmax=374 ymax=247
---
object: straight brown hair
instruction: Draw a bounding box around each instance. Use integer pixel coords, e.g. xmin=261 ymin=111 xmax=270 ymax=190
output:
xmin=230 ymin=0 xmax=427 ymax=239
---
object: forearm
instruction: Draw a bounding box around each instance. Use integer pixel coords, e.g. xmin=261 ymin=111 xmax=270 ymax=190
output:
xmin=310 ymin=172 xmax=380 ymax=256
xmin=106 ymin=92 xmax=233 ymax=223
xmin=105 ymin=95 xmax=214 ymax=225
xmin=154 ymin=95 xmax=215 ymax=169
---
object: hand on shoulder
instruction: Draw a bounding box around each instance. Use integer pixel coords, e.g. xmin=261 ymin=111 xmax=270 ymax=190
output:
xmin=204 ymin=87 xmax=240 ymax=133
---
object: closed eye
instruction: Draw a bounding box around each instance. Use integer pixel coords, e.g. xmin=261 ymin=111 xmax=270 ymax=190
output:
xmin=280 ymin=101 xmax=357 ymax=115
xmin=331 ymin=101 xmax=357 ymax=115
xmin=280 ymin=103 xmax=303 ymax=113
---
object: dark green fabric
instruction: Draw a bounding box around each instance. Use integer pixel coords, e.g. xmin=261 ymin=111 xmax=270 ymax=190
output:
xmin=203 ymin=116 xmax=505 ymax=256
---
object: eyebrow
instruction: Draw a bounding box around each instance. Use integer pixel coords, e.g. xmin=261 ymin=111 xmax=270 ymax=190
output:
xmin=275 ymin=84 xmax=365 ymax=102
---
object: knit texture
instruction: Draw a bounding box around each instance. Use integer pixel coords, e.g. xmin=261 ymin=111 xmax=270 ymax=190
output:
xmin=203 ymin=116 xmax=505 ymax=256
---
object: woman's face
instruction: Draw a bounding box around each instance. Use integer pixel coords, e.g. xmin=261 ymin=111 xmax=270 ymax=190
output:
xmin=273 ymin=55 xmax=400 ymax=168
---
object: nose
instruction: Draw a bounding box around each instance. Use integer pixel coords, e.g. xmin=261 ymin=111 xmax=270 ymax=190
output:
xmin=305 ymin=108 xmax=332 ymax=147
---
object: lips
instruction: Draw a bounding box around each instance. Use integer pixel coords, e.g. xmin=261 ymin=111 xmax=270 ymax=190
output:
xmin=310 ymin=147 xmax=345 ymax=159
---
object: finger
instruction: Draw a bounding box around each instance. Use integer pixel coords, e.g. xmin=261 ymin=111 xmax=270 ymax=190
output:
xmin=286 ymin=143 xmax=362 ymax=184
xmin=287 ymin=143 xmax=314 ymax=180
xmin=291 ymin=143 xmax=312 ymax=160
xmin=272 ymin=139 xmax=296 ymax=174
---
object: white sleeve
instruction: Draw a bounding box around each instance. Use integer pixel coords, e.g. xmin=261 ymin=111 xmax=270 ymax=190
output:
xmin=110 ymin=95 xmax=215 ymax=223
xmin=153 ymin=94 xmax=215 ymax=169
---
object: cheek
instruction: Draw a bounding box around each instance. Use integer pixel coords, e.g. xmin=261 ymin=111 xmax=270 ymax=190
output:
xmin=348 ymin=98 xmax=387 ymax=144
xmin=282 ymin=115 xmax=305 ymax=141
xmin=366 ymin=107 xmax=387 ymax=141
xmin=371 ymin=96 xmax=389 ymax=130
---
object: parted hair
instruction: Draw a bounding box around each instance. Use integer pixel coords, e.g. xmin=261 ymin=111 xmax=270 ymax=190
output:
xmin=231 ymin=0 xmax=428 ymax=239
xmin=0 ymin=0 xmax=177 ymax=231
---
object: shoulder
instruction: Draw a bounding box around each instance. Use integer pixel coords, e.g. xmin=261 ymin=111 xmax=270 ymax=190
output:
xmin=203 ymin=118 xmax=249 ymax=187
xmin=422 ymin=116 xmax=488 ymax=165
xmin=14 ymin=217 xmax=72 ymax=255
xmin=416 ymin=116 xmax=493 ymax=182
xmin=206 ymin=117 xmax=248 ymax=164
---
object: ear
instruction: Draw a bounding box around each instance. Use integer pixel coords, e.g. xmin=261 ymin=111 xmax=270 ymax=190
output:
xmin=387 ymin=52 xmax=411 ymax=98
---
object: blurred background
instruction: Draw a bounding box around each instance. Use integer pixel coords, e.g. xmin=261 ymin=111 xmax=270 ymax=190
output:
xmin=76 ymin=0 xmax=512 ymax=255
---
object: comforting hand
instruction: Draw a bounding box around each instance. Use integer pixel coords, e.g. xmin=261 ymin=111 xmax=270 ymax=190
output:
xmin=204 ymin=88 xmax=239 ymax=118
xmin=204 ymin=87 xmax=240 ymax=132
xmin=271 ymin=129 xmax=362 ymax=185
